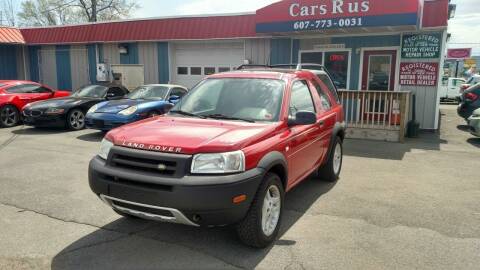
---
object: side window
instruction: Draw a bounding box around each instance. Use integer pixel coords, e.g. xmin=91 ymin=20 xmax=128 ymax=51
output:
xmin=312 ymin=81 xmax=332 ymax=111
xmin=318 ymin=74 xmax=340 ymax=103
xmin=6 ymin=84 xmax=40 ymax=93
xmin=32 ymin=86 xmax=52 ymax=93
xmin=289 ymin=81 xmax=316 ymax=117
xmin=170 ymin=88 xmax=187 ymax=98
xmin=108 ymin=87 xmax=125 ymax=97
xmin=452 ymin=79 xmax=465 ymax=87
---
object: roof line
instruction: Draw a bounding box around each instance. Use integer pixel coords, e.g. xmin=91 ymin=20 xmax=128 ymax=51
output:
xmin=19 ymin=12 xmax=256 ymax=30
xmin=0 ymin=25 xmax=20 ymax=29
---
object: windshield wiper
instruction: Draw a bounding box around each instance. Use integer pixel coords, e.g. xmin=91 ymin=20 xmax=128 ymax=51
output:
xmin=169 ymin=110 xmax=206 ymax=119
xmin=205 ymin=114 xmax=255 ymax=123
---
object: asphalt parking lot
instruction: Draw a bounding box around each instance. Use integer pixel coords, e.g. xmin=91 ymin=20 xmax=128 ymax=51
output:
xmin=0 ymin=104 xmax=479 ymax=270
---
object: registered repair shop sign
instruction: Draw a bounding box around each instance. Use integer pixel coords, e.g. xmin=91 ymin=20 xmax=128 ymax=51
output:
xmin=401 ymin=33 xmax=442 ymax=59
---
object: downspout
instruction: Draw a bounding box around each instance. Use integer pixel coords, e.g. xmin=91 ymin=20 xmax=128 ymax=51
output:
xmin=22 ymin=45 xmax=27 ymax=80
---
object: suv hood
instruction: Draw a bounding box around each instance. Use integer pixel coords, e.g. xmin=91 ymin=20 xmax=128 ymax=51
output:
xmin=108 ymin=116 xmax=280 ymax=154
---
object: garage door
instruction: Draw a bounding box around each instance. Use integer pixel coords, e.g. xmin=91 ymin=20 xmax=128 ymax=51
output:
xmin=172 ymin=42 xmax=244 ymax=88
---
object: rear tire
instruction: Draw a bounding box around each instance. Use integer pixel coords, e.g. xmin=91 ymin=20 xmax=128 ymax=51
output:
xmin=0 ymin=105 xmax=20 ymax=128
xmin=236 ymin=173 xmax=284 ymax=248
xmin=66 ymin=109 xmax=85 ymax=130
xmin=318 ymin=136 xmax=343 ymax=182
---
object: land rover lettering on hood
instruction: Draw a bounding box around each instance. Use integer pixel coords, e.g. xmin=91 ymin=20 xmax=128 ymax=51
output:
xmin=88 ymin=65 xmax=346 ymax=248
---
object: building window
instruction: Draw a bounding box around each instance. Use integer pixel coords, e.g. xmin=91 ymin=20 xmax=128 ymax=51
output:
xmin=191 ymin=67 xmax=202 ymax=75
xmin=324 ymin=52 xmax=349 ymax=89
xmin=300 ymin=50 xmax=350 ymax=89
xmin=204 ymin=67 xmax=216 ymax=75
xmin=218 ymin=67 xmax=230 ymax=72
xmin=177 ymin=67 xmax=188 ymax=75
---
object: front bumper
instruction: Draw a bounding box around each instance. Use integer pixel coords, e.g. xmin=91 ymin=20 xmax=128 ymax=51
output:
xmin=22 ymin=113 xmax=66 ymax=128
xmin=89 ymin=156 xmax=264 ymax=226
xmin=85 ymin=113 xmax=142 ymax=131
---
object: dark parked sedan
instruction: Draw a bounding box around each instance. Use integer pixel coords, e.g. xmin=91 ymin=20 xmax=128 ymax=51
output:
xmin=23 ymin=83 xmax=129 ymax=130
xmin=458 ymin=83 xmax=480 ymax=120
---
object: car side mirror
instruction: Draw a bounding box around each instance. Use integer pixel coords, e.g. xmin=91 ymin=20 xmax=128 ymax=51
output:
xmin=168 ymin=95 xmax=181 ymax=104
xmin=288 ymin=111 xmax=317 ymax=126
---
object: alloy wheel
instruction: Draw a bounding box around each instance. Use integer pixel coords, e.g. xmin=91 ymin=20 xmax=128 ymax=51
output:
xmin=69 ymin=110 xmax=85 ymax=130
xmin=0 ymin=106 xmax=19 ymax=127
xmin=261 ymin=185 xmax=281 ymax=237
xmin=333 ymin=143 xmax=342 ymax=175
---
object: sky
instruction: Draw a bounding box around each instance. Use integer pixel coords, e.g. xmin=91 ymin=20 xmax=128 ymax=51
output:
xmin=8 ymin=0 xmax=480 ymax=54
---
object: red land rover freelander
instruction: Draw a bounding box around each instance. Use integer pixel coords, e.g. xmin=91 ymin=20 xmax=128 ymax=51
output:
xmin=89 ymin=64 xmax=345 ymax=248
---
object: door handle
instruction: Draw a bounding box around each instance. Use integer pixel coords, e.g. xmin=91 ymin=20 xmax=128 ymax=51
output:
xmin=318 ymin=120 xmax=325 ymax=127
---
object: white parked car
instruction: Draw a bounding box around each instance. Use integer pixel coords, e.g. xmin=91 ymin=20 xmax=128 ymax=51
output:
xmin=439 ymin=77 xmax=466 ymax=101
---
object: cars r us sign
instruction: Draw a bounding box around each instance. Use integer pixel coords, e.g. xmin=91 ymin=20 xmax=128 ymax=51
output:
xmin=255 ymin=0 xmax=421 ymax=33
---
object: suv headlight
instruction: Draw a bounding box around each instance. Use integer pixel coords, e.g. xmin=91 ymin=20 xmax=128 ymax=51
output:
xmin=45 ymin=108 xmax=65 ymax=115
xmin=118 ymin=105 xmax=138 ymax=116
xmin=87 ymin=104 xmax=99 ymax=114
xmin=191 ymin=151 xmax=245 ymax=174
xmin=99 ymin=138 xmax=114 ymax=160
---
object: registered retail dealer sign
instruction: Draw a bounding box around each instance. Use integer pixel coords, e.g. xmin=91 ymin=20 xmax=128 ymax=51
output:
xmin=400 ymin=63 xmax=439 ymax=86
xmin=401 ymin=33 xmax=442 ymax=59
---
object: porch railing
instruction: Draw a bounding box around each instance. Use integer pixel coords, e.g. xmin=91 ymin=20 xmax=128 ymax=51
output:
xmin=338 ymin=90 xmax=411 ymax=142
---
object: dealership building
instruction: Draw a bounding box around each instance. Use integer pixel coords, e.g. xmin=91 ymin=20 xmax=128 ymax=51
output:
xmin=0 ymin=0 xmax=452 ymax=130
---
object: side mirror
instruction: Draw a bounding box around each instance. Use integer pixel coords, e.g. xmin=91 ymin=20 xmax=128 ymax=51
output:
xmin=168 ymin=95 xmax=181 ymax=104
xmin=288 ymin=111 xmax=317 ymax=126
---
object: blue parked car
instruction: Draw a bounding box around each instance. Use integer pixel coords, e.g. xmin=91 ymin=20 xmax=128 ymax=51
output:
xmin=85 ymin=84 xmax=188 ymax=131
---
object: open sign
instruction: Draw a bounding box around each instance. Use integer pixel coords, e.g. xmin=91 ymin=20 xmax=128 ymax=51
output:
xmin=330 ymin=54 xmax=346 ymax=61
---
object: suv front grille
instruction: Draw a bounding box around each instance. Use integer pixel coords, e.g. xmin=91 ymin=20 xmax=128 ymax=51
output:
xmin=108 ymin=146 xmax=191 ymax=178
xmin=112 ymin=154 xmax=177 ymax=176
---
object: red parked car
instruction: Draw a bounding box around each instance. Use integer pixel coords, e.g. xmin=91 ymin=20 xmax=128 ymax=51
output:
xmin=0 ymin=80 xmax=70 ymax=127
xmin=89 ymin=65 xmax=345 ymax=247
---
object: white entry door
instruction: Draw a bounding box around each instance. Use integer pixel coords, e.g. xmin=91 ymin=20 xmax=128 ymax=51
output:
xmin=172 ymin=42 xmax=244 ymax=88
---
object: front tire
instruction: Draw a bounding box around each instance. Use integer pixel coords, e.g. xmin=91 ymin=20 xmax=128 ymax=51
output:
xmin=66 ymin=109 xmax=86 ymax=130
xmin=236 ymin=173 xmax=284 ymax=248
xmin=0 ymin=105 xmax=20 ymax=128
xmin=318 ymin=136 xmax=343 ymax=182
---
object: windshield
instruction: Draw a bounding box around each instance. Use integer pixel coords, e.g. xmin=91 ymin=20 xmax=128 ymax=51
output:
xmin=126 ymin=86 xmax=170 ymax=100
xmin=172 ymin=78 xmax=285 ymax=122
xmin=72 ymin=85 xmax=108 ymax=98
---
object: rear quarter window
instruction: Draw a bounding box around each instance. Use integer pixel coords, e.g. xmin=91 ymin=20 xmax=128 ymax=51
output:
xmin=317 ymin=74 xmax=340 ymax=103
